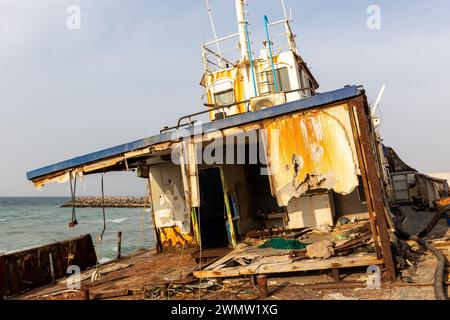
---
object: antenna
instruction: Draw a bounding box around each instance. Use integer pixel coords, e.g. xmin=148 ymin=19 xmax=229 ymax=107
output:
xmin=204 ymin=0 xmax=223 ymax=66
xmin=371 ymin=83 xmax=386 ymax=115
xmin=280 ymin=0 xmax=288 ymax=21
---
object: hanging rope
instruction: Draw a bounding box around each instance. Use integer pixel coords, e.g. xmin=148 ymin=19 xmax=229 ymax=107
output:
xmin=197 ymin=206 xmax=203 ymax=300
xmin=99 ymin=173 xmax=106 ymax=241
xmin=69 ymin=172 xmax=78 ymax=228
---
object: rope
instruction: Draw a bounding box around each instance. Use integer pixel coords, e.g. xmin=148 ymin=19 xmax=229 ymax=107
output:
xmin=197 ymin=206 xmax=202 ymax=300
xmin=166 ymin=239 xmax=186 ymax=300
xmin=99 ymin=173 xmax=106 ymax=241
xmin=130 ymin=194 xmax=149 ymax=257
xmin=69 ymin=173 xmax=78 ymax=227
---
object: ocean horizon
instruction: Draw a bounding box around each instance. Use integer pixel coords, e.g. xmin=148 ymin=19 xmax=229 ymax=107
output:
xmin=0 ymin=197 xmax=155 ymax=264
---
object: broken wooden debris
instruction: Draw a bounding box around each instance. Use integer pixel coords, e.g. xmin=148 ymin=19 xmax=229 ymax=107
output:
xmin=194 ymin=253 xmax=383 ymax=278
xmin=191 ymin=247 xmax=233 ymax=262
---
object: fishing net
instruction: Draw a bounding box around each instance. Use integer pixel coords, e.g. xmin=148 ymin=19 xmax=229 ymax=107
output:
xmin=258 ymin=237 xmax=307 ymax=250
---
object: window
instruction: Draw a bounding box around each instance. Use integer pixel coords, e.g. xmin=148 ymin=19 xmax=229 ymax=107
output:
xmin=265 ymin=67 xmax=291 ymax=93
xmin=214 ymin=89 xmax=235 ymax=106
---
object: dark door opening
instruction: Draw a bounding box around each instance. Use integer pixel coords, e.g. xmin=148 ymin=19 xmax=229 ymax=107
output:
xmin=198 ymin=168 xmax=229 ymax=249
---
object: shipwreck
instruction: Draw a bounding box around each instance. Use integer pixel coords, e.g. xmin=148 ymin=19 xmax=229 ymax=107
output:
xmin=7 ymin=0 xmax=448 ymax=300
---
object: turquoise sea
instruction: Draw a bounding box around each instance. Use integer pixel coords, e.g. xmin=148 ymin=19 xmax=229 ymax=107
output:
xmin=0 ymin=197 xmax=155 ymax=263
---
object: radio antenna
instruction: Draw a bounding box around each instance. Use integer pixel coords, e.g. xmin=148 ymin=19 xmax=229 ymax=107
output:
xmin=204 ymin=0 xmax=223 ymax=67
xmin=281 ymin=0 xmax=288 ymax=21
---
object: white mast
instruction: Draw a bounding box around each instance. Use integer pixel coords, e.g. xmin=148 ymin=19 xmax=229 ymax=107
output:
xmin=371 ymin=83 xmax=386 ymax=115
xmin=235 ymin=0 xmax=249 ymax=61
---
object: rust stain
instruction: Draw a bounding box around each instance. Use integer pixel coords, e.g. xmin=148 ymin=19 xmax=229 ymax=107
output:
xmin=263 ymin=104 xmax=359 ymax=206
xmin=159 ymin=226 xmax=196 ymax=250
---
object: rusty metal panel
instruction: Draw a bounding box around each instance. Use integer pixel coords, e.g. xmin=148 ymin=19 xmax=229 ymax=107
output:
xmin=263 ymin=104 xmax=360 ymax=206
xmin=0 ymin=234 xmax=97 ymax=299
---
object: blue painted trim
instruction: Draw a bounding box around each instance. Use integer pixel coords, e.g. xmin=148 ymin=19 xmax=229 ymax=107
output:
xmin=26 ymin=86 xmax=361 ymax=181
xmin=244 ymin=21 xmax=258 ymax=99
xmin=264 ymin=15 xmax=279 ymax=93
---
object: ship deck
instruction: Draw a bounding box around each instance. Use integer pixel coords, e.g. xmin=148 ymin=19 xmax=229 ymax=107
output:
xmin=17 ymin=207 xmax=450 ymax=301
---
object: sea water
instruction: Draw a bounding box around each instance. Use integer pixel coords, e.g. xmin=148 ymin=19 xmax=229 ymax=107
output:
xmin=0 ymin=197 xmax=155 ymax=263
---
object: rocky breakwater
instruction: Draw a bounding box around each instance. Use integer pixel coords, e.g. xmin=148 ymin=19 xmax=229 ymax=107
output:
xmin=62 ymin=196 xmax=150 ymax=208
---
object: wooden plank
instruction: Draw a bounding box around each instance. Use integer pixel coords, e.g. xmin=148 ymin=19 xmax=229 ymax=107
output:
xmin=91 ymin=289 xmax=130 ymax=300
xmin=194 ymin=254 xmax=383 ymax=278
xmin=191 ymin=247 xmax=233 ymax=260
xmin=203 ymin=248 xmax=248 ymax=271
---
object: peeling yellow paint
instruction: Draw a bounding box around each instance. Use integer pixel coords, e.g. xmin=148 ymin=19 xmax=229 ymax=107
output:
xmin=205 ymin=66 xmax=246 ymax=120
xmin=159 ymin=226 xmax=196 ymax=249
xmin=263 ymin=104 xmax=359 ymax=206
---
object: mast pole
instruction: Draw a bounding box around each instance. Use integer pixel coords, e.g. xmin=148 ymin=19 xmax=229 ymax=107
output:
xmin=235 ymin=0 xmax=249 ymax=61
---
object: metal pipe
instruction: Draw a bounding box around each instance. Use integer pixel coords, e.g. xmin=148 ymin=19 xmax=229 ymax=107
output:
xmin=244 ymin=21 xmax=258 ymax=100
xmin=264 ymin=15 xmax=279 ymax=93
xmin=395 ymin=207 xmax=448 ymax=300
xmin=203 ymin=33 xmax=240 ymax=47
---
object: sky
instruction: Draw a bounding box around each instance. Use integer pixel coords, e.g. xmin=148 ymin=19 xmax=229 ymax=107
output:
xmin=0 ymin=0 xmax=449 ymax=197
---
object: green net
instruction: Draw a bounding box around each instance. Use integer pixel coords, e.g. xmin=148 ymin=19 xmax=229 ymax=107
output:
xmin=258 ymin=237 xmax=307 ymax=250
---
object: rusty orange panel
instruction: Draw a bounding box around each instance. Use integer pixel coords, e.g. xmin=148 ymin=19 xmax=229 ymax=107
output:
xmin=263 ymin=104 xmax=359 ymax=206
xmin=436 ymin=196 xmax=450 ymax=209
xmin=159 ymin=226 xmax=196 ymax=250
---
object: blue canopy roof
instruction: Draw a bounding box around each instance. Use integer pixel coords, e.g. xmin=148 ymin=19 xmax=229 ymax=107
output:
xmin=27 ymin=85 xmax=362 ymax=181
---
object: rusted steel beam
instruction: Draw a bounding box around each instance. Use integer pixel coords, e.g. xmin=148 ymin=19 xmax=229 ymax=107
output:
xmin=350 ymin=97 xmax=396 ymax=282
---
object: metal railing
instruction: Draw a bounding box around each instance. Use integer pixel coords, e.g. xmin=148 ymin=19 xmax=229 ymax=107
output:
xmin=202 ymin=33 xmax=241 ymax=73
xmin=160 ymin=87 xmax=314 ymax=133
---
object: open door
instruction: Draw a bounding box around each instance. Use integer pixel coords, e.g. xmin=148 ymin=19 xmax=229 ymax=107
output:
xmin=198 ymin=168 xmax=230 ymax=249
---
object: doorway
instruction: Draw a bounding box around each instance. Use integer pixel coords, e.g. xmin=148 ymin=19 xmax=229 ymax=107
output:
xmin=198 ymin=168 xmax=230 ymax=249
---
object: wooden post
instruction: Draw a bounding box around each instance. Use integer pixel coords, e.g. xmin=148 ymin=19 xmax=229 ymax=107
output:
xmin=219 ymin=167 xmax=237 ymax=248
xmin=332 ymin=268 xmax=340 ymax=282
xmin=116 ymin=231 xmax=122 ymax=260
xmin=350 ymin=97 xmax=396 ymax=282
xmin=82 ymin=289 xmax=90 ymax=300
xmin=257 ymin=275 xmax=268 ymax=299
xmin=49 ymin=252 xmax=56 ymax=284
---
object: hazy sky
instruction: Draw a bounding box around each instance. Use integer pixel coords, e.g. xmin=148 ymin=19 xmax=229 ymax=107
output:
xmin=1 ymin=0 xmax=449 ymax=197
